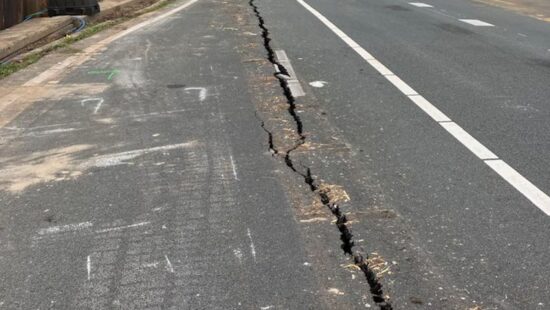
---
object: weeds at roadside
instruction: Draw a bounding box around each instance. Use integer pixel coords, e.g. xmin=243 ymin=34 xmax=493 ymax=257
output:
xmin=0 ymin=0 xmax=175 ymax=80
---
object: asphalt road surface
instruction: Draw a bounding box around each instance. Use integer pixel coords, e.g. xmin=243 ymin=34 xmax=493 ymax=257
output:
xmin=0 ymin=0 xmax=549 ymax=309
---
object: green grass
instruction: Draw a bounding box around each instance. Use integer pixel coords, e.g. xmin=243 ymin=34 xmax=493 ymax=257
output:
xmin=0 ymin=20 xmax=120 ymax=80
xmin=0 ymin=0 xmax=175 ymax=80
xmin=0 ymin=53 xmax=42 ymax=78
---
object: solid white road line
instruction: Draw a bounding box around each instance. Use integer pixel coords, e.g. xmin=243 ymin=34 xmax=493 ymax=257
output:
xmin=459 ymin=19 xmax=494 ymax=27
xmin=408 ymin=95 xmax=451 ymax=122
xmin=409 ymin=2 xmax=433 ymax=8
xmin=439 ymin=122 xmax=498 ymax=160
xmin=296 ymin=0 xmax=550 ymax=215
xmin=485 ymin=160 xmax=550 ymax=215
xmin=385 ymin=75 xmax=418 ymax=96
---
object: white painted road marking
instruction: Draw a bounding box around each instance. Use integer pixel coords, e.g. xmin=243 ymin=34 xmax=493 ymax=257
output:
xmin=275 ymin=50 xmax=306 ymax=97
xmin=309 ymin=81 xmax=328 ymax=88
xmin=81 ymin=98 xmax=104 ymax=114
xmin=296 ymin=0 xmax=550 ymax=215
xmin=184 ymin=87 xmax=208 ymax=101
xmin=408 ymin=95 xmax=451 ymax=122
xmin=409 ymin=2 xmax=433 ymax=8
xmin=85 ymin=142 xmax=197 ymax=168
xmin=459 ymin=19 xmax=494 ymax=27
xmin=247 ymin=228 xmax=257 ymax=263
xmin=165 ymin=255 xmax=174 ymax=273
xmin=439 ymin=122 xmax=498 ymax=160
xmin=229 ymin=155 xmax=239 ymax=181
xmin=38 ymin=222 xmax=93 ymax=235
xmin=95 ymin=221 xmax=150 ymax=233
xmin=87 ymin=255 xmax=91 ymax=280
xmin=485 ymin=160 xmax=550 ymax=215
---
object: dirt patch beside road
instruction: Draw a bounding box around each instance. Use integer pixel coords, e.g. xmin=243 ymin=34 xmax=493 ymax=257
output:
xmin=474 ymin=0 xmax=550 ymax=22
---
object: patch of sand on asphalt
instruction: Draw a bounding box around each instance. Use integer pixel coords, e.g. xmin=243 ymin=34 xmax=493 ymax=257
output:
xmin=0 ymin=144 xmax=93 ymax=193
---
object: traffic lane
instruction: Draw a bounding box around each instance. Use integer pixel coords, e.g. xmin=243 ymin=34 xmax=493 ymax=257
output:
xmin=0 ymin=1 xmax=328 ymax=308
xmin=410 ymin=0 xmax=550 ymax=55
xmin=303 ymin=0 xmax=550 ymax=213
xmin=257 ymin=0 xmax=550 ymax=307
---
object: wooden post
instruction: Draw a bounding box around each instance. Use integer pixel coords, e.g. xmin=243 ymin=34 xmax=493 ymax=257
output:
xmin=0 ymin=0 xmax=4 ymax=30
xmin=1 ymin=0 xmax=24 ymax=30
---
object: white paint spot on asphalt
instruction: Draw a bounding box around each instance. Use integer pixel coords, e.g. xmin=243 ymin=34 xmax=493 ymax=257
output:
xmin=309 ymin=81 xmax=327 ymax=88
xmin=233 ymin=248 xmax=243 ymax=264
xmin=328 ymin=288 xmax=345 ymax=295
xmin=184 ymin=87 xmax=208 ymax=101
xmin=409 ymin=2 xmax=433 ymax=8
xmin=81 ymin=98 xmax=104 ymax=114
xmin=142 ymin=262 xmax=159 ymax=268
xmin=296 ymin=0 xmax=550 ymax=216
xmin=38 ymin=222 xmax=93 ymax=235
xmin=87 ymin=255 xmax=91 ymax=280
xmin=230 ymin=155 xmax=239 ymax=181
xmin=165 ymin=255 xmax=174 ymax=273
xmin=247 ymin=228 xmax=257 ymax=263
xmin=95 ymin=221 xmax=150 ymax=233
xmin=459 ymin=19 xmax=494 ymax=27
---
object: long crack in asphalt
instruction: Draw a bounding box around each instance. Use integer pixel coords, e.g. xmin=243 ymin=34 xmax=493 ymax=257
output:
xmin=248 ymin=0 xmax=393 ymax=309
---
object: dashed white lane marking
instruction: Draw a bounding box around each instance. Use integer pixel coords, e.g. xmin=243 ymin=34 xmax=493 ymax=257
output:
xmin=296 ymin=0 xmax=550 ymax=215
xmin=459 ymin=19 xmax=494 ymax=27
xmin=409 ymin=2 xmax=433 ymax=8
xmin=275 ymin=50 xmax=306 ymax=97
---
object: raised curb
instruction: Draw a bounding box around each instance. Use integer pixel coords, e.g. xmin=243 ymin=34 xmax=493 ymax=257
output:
xmin=0 ymin=16 xmax=76 ymax=61
xmin=0 ymin=0 xmax=164 ymax=62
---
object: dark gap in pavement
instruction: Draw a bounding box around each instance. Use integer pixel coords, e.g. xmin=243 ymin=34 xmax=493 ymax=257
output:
xmin=248 ymin=0 xmax=393 ymax=309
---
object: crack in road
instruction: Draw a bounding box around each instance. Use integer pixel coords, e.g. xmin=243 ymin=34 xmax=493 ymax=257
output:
xmin=248 ymin=0 xmax=393 ymax=308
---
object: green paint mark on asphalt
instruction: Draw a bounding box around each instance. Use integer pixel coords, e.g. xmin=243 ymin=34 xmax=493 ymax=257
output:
xmin=88 ymin=69 xmax=120 ymax=80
